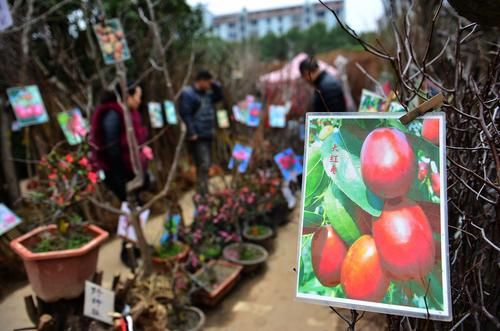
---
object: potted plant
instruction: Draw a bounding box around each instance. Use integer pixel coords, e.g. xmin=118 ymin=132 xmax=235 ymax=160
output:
xmin=222 ymin=242 xmax=268 ymax=274
xmin=152 ymin=210 xmax=190 ymax=273
xmin=10 ymin=143 xmax=109 ymax=302
xmin=190 ymin=258 xmax=242 ymax=307
xmin=242 ymin=223 xmax=274 ymax=249
xmin=127 ymin=269 xmax=205 ymax=331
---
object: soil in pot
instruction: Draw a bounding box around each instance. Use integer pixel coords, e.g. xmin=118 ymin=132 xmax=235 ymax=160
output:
xmin=192 ymin=260 xmax=242 ymax=307
xmin=244 ymin=225 xmax=274 ymax=251
xmin=154 ymin=241 xmax=185 ymax=259
xmin=223 ymin=243 xmax=268 ymax=273
xmin=199 ymin=242 xmax=222 ymax=259
xmin=31 ymin=226 xmax=93 ymax=253
xmin=167 ymin=306 xmax=205 ymax=331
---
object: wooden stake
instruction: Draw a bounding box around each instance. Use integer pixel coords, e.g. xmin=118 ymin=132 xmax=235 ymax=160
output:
xmin=24 ymin=295 xmax=39 ymax=324
xmin=399 ymin=93 xmax=444 ymax=124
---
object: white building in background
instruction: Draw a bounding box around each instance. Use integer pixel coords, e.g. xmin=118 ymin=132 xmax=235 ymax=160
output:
xmin=205 ymin=1 xmax=346 ymax=42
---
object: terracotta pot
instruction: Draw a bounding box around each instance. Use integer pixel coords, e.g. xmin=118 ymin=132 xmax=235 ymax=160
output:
xmin=10 ymin=224 xmax=108 ymax=302
xmin=192 ymin=259 xmax=242 ymax=307
xmin=151 ymin=242 xmax=190 ymax=273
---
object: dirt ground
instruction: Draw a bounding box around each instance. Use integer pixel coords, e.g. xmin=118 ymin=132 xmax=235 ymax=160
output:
xmin=0 ymin=185 xmax=386 ymax=331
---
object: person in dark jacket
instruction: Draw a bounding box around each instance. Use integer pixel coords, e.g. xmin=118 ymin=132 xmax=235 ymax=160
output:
xmin=178 ymin=70 xmax=223 ymax=195
xmin=90 ymin=81 xmax=152 ymax=267
xmin=91 ymin=82 xmax=152 ymax=201
xmin=299 ymin=57 xmax=347 ymax=113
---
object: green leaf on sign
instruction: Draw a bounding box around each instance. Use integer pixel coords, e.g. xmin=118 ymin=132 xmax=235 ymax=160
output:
xmin=305 ymin=143 xmax=330 ymax=206
xmin=320 ymin=125 xmax=383 ymax=216
xmin=406 ymin=132 xmax=440 ymax=202
xmin=323 ymin=184 xmax=361 ymax=245
xmin=406 ymin=133 xmax=440 ymax=166
xmin=303 ymin=210 xmax=323 ymax=234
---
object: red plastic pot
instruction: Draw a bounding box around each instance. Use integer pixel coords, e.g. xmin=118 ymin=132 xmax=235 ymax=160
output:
xmin=152 ymin=242 xmax=190 ymax=273
xmin=10 ymin=224 xmax=108 ymax=302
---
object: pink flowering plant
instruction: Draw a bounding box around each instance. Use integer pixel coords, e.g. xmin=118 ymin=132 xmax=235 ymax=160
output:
xmin=27 ymin=142 xmax=100 ymax=252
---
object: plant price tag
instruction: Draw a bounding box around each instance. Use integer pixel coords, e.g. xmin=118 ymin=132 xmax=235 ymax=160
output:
xmin=83 ymin=281 xmax=115 ymax=325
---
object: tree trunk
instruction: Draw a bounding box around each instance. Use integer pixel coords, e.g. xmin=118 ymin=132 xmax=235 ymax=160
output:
xmin=0 ymin=98 xmax=20 ymax=205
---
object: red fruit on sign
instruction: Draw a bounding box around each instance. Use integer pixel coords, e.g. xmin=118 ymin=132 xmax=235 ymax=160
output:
xmin=311 ymin=225 xmax=347 ymax=287
xmin=341 ymin=235 xmax=389 ymax=301
xmin=422 ymin=118 xmax=440 ymax=145
xmin=361 ymin=128 xmax=416 ymax=199
xmin=373 ymin=198 xmax=435 ymax=280
xmin=431 ymin=172 xmax=440 ymax=196
xmin=417 ymin=161 xmax=429 ymax=181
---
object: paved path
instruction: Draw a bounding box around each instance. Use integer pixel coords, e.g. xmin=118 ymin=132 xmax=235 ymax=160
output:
xmin=0 ymin=187 xmax=385 ymax=331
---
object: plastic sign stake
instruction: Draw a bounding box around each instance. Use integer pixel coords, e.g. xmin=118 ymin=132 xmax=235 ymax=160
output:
xmin=84 ymin=281 xmax=115 ymax=325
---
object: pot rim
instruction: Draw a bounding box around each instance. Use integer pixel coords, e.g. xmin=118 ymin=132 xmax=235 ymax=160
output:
xmin=151 ymin=241 xmax=190 ymax=263
xmin=168 ymin=306 xmax=206 ymax=331
xmin=222 ymin=242 xmax=269 ymax=266
xmin=10 ymin=224 xmax=109 ymax=261
xmin=243 ymin=225 xmax=274 ymax=240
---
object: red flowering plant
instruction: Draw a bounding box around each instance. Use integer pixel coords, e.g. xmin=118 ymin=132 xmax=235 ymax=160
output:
xmin=28 ymin=142 xmax=100 ymax=252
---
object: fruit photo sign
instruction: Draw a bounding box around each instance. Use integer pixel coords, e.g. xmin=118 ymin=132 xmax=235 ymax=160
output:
xmin=7 ymin=85 xmax=49 ymax=127
xmin=274 ymin=148 xmax=303 ymax=181
xmin=296 ymin=113 xmax=451 ymax=321
xmin=358 ymin=89 xmax=386 ymax=113
xmin=57 ymin=109 xmax=89 ymax=145
xmin=0 ymin=203 xmax=22 ymax=236
xmin=0 ymin=0 xmax=13 ymax=31
xmin=148 ymin=102 xmax=164 ymax=128
xmin=164 ymin=100 xmax=178 ymax=125
xmin=228 ymin=144 xmax=253 ymax=173
xmin=93 ymin=18 xmax=131 ymax=65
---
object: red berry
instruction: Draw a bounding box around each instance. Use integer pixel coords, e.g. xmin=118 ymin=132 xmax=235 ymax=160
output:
xmin=361 ymin=128 xmax=416 ymax=199
xmin=373 ymin=198 xmax=435 ymax=280
xmin=341 ymin=235 xmax=389 ymax=301
xmin=422 ymin=119 xmax=440 ymax=145
xmin=417 ymin=161 xmax=429 ymax=181
xmin=431 ymin=172 xmax=440 ymax=196
xmin=311 ymin=225 xmax=347 ymax=286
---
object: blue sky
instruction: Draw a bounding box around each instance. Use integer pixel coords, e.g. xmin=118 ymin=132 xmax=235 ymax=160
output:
xmin=186 ymin=0 xmax=385 ymax=32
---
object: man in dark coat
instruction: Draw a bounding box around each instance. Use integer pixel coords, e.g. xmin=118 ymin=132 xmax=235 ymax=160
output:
xmin=299 ymin=57 xmax=347 ymax=113
xmin=178 ymin=70 xmax=223 ymax=195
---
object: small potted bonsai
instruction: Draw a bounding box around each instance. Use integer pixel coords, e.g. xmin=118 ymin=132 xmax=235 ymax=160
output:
xmin=243 ymin=223 xmax=274 ymax=249
xmin=10 ymin=143 xmax=109 ymax=302
xmin=152 ymin=209 xmax=190 ymax=273
xmin=222 ymin=185 xmax=269 ymax=273
xmin=127 ymin=267 xmax=205 ymax=331
xmin=190 ymin=257 xmax=242 ymax=307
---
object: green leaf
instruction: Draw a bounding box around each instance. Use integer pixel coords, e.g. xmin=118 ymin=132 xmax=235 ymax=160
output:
xmin=303 ymin=210 xmax=323 ymax=234
xmin=323 ymin=184 xmax=361 ymax=245
xmin=305 ymin=143 xmax=330 ymax=206
xmin=406 ymin=133 xmax=440 ymax=166
xmin=320 ymin=125 xmax=383 ymax=216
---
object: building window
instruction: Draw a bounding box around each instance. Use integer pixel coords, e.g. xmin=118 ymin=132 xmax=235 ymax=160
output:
xmin=228 ymin=22 xmax=235 ymax=28
xmin=316 ymin=11 xmax=325 ymax=18
xmin=277 ymin=16 xmax=282 ymax=22
xmin=251 ymin=19 xmax=257 ymax=25
xmin=267 ymin=18 xmax=271 ymax=24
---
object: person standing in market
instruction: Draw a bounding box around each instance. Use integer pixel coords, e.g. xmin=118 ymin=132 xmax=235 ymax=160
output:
xmin=299 ymin=56 xmax=347 ymax=113
xmin=90 ymin=81 xmax=153 ymax=267
xmin=178 ymin=70 xmax=224 ymax=195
